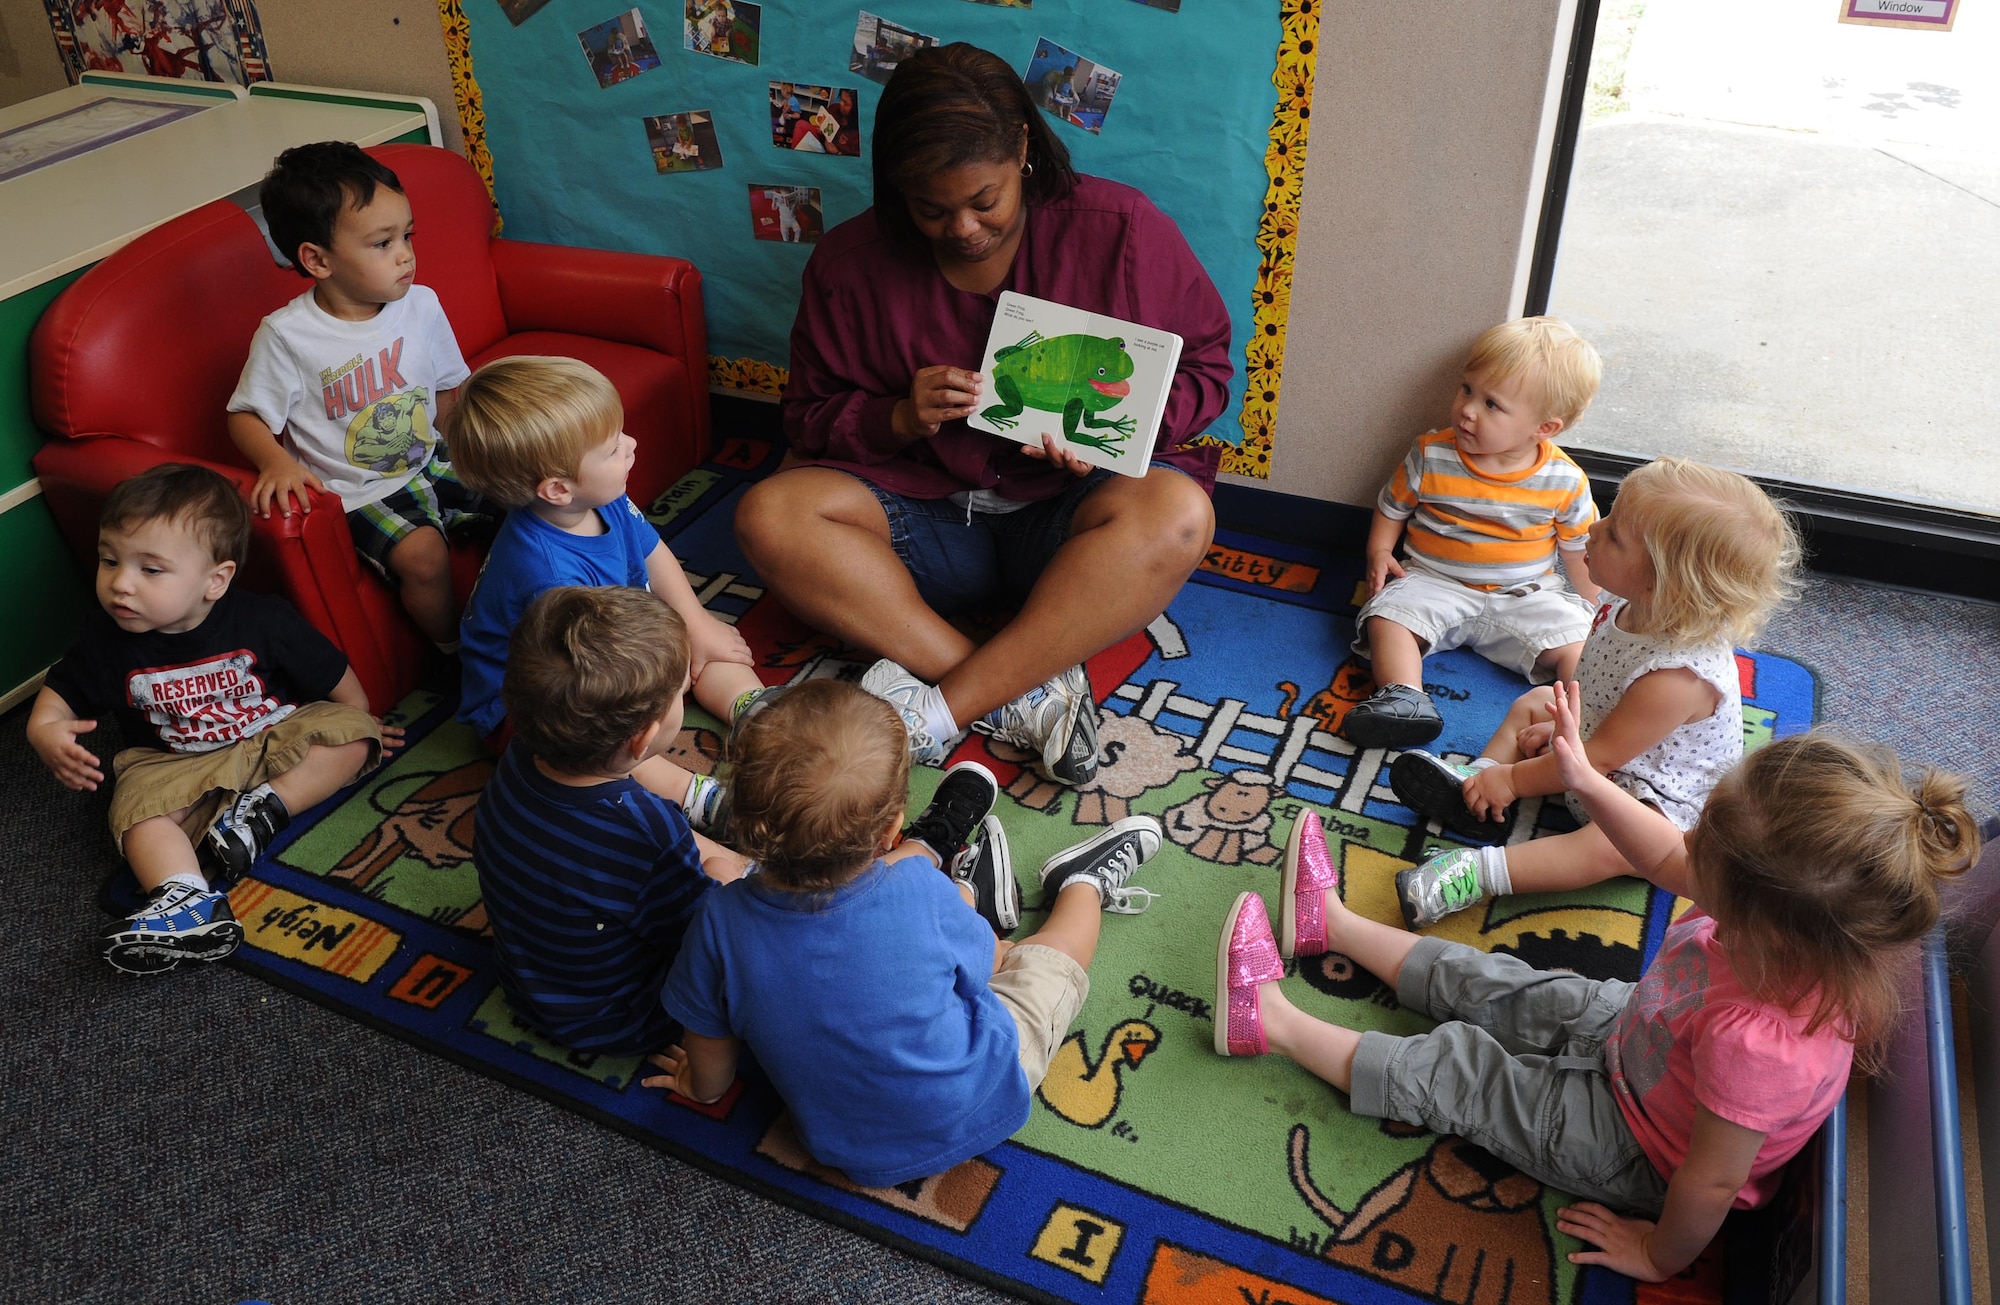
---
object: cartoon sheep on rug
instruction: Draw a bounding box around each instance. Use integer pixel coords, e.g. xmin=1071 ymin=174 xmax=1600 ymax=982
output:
xmin=1162 ymin=770 xmax=1283 ymax=865
xmin=1071 ymin=713 xmax=1200 ymax=826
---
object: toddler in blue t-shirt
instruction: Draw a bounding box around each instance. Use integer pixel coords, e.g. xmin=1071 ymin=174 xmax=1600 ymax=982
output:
xmin=446 ymin=356 xmax=771 ymax=820
xmin=651 ymin=679 xmax=1162 ymax=1188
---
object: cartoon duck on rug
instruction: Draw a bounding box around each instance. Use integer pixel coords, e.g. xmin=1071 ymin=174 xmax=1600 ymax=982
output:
xmin=1036 ymin=1020 xmax=1161 ymax=1127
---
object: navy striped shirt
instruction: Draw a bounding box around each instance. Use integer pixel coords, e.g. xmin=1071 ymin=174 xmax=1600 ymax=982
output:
xmin=474 ymin=743 xmax=710 ymax=1054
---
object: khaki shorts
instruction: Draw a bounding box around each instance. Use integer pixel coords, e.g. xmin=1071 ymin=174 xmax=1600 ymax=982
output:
xmin=988 ymin=942 xmax=1091 ymax=1089
xmin=1354 ymin=565 xmax=1593 ymax=683
xmin=107 ymin=701 xmax=382 ymax=852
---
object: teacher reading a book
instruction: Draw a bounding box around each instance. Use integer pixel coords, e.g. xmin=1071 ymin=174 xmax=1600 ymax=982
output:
xmin=735 ymin=42 xmax=1232 ymax=789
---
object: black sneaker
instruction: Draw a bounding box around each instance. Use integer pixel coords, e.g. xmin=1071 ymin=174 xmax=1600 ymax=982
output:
xmin=1390 ymin=750 xmax=1511 ymax=844
xmin=198 ymin=787 xmax=291 ymax=887
xmin=100 ymin=882 xmax=243 ymax=975
xmin=953 ymin=814 xmax=1021 ymax=936
xmin=1341 ymin=684 xmax=1443 ymax=749
xmin=1039 ymin=816 xmax=1163 ymax=914
xmin=903 ymin=761 xmax=999 ymax=868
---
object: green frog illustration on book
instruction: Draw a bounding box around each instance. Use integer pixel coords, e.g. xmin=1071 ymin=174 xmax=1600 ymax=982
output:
xmin=979 ymin=332 xmax=1137 ymax=452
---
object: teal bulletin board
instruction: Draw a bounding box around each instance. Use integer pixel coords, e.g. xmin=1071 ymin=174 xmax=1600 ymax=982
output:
xmin=455 ymin=0 xmax=1284 ymax=449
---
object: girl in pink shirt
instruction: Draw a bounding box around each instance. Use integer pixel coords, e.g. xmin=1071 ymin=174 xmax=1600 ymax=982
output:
xmin=1217 ymin=681 xmax=1977 ymax=1283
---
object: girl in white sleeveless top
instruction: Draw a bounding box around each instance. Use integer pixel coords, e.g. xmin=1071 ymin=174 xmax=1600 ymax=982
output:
xmin=1389 ymin=459 xmax=1802 ymax=928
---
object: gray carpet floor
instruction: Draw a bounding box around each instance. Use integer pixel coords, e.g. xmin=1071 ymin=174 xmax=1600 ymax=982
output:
xmin=1 ymin=572 xmax=1992 ymax=1304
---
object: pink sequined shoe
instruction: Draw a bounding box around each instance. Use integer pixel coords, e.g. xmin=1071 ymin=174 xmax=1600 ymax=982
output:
xmin=1279 ymin=809 xmax=1340 ymax=959
xmin=1215 ymin=892 xmax=1284 ymax=1057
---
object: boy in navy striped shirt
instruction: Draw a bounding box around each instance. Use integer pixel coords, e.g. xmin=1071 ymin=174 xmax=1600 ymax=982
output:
xmin=473 ymin=586 xmax=749 ymax=1054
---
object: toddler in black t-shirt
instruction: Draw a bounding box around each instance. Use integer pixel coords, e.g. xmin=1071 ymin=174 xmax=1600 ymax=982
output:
xmin=27 ymin=464 xmax=397 ymax=975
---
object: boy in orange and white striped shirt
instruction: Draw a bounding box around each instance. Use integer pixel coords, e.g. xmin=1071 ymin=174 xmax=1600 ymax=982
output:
xmin=1343 ymin=317 xmax=1603 ymax=750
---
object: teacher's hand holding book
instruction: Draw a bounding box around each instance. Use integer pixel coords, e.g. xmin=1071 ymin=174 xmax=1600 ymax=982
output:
xmin=895 ymin=364 xmax=983 ymax=439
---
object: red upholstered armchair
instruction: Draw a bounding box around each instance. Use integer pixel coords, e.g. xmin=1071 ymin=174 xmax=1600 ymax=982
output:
xmin=31 ymin=143 xmax=711 ymax=713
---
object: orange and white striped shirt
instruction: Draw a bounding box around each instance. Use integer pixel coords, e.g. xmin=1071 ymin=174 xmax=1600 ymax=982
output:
xmin=1378 ymin=430 xmax=1596 ymax=591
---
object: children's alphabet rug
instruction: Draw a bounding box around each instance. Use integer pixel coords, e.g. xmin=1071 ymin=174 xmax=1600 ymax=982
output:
xmin=202 ymin=441 xmax=1819 ymax=1305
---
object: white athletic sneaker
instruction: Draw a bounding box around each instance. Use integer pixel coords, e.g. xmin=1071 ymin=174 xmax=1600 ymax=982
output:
xmin=975 ymin=664 xmax=1099 ymax=786
xmin=861 ymin=658 xmax=959 ymax=767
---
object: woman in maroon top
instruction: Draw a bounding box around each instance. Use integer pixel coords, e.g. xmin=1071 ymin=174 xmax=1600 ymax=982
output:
xmin=735 ymin=43 xmax=1232 ymax=788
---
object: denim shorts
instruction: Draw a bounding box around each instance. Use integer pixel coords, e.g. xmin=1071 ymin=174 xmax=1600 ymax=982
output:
xmin=851 ymin=469 xmax=1115 ymax=615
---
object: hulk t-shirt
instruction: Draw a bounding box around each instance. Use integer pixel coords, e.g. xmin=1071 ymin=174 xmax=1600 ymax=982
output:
xmin=227 ymin=284 xmax=471 ymax=512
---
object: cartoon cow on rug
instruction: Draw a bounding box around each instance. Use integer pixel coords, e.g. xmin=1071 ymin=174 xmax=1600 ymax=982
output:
xmin=329 ymin=760 xmax=492 ymax=932
xmin=661 ymin=725 xmax=722 ymax=775
xmin=1289 ymin=1124 xmax=1557 ymax=1305
xmin=1162 ymin=770 xmax=1283 ymax=865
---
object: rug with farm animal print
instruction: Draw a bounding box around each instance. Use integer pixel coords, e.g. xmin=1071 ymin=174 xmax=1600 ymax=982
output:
xmin=201 ymin=439 xmax=1818 ymax=1305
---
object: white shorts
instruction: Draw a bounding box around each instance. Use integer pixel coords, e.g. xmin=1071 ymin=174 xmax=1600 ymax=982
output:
xmin=1354 ymin=566 xmax=1593 ymax=683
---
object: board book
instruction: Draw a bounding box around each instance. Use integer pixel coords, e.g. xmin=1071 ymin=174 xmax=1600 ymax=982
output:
xmin=967 ymin=291 xmax=1182 ymax=477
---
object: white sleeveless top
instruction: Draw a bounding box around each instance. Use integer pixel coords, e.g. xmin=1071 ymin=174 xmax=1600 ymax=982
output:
xmin=1566 ymin=597 xmax=1742 ymax=831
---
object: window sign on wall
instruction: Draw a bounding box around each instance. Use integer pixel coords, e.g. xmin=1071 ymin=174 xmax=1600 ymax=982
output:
xmin=1839 ymin=0 xmax=1958 ymax=33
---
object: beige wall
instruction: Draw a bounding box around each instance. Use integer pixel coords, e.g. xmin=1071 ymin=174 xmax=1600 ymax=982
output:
xmin=0 ymin=0 xmax=463 ymax=153
xmin=254 ymin=0 xmax=462 ymax=154
xmin=1250 ymin=0 xmax=1570 ymax=507
xmin=0 ymin=0 xmax=72 ymax=105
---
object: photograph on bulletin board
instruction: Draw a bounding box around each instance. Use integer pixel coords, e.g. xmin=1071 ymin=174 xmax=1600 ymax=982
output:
xmin=495 ymin=0 xmax=555 ymax=25
xmin=962 ymin=0 xmax=1032 ymax=8
xmin=1024 ymin=37 xmax=1122 ymax=135
xmin=646 ymin=111 xmax=725 ymax=173
xmin=749 ymin=184 xmax=823 ymax=243
xmin=849 ymin=11 xmax=938 ymax=86
xmin=686 ymin=0 xmax=762 ymax=65
xmin=769 ymin=83 xmax=860 ymax=156
xmin=1130 ymin=0 xmax=1181 ymax=10
xmin=577 ymin=9 xmax=661 ymax=88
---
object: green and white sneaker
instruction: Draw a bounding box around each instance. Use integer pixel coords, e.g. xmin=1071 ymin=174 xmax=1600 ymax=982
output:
xmin=1394 ymin=847 xmax=1485 ymax=929
xmin=975 ymin=664 xmax=1099 ymax=787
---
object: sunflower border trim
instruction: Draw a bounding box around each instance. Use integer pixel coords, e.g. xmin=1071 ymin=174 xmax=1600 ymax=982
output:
xmin=435 ymin=0 xmax=500 ymax=226
xmin=1218 ymin=0 xmax=1317 ymax=481
xmin=709 ymin=356 xmax=789 ymax=396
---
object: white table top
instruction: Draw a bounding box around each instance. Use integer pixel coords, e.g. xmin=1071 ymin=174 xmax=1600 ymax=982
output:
xmin=0 ymin=79 xmax=430 ymax=301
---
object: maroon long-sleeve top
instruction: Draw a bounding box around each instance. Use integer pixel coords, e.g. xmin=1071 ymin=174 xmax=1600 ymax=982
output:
xmin=781 ymin=175 xmax=1234 ymax=500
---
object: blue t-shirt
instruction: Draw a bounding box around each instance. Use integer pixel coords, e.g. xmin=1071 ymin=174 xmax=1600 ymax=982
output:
xmin=458 ymin=495 xmax=661 ymax=736
xmin=662 ymin=857 xmax=1030 ymax=1188
xmin=474 ymin=742 xmax=709 ymax=1054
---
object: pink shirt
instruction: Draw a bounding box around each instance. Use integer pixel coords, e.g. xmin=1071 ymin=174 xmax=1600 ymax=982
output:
xmin=781 ymin=175 xmax=1233 ymax=500
xmin=1608 ymin=912 xmax=1852 ymax=1209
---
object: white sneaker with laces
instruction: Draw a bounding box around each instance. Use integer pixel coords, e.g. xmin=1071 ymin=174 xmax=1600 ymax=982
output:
xmin=975 ymin=664 xmax=1099 ymax=786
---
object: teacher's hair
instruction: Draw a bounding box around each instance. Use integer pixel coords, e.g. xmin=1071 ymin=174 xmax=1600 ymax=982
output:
xmin=872 ymin=42 xmax=1078 ymax=250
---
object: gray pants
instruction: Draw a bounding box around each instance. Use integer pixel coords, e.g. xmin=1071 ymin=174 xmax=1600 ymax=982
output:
xmin=1349 ymin=936 xmax=1671 ymax=1215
